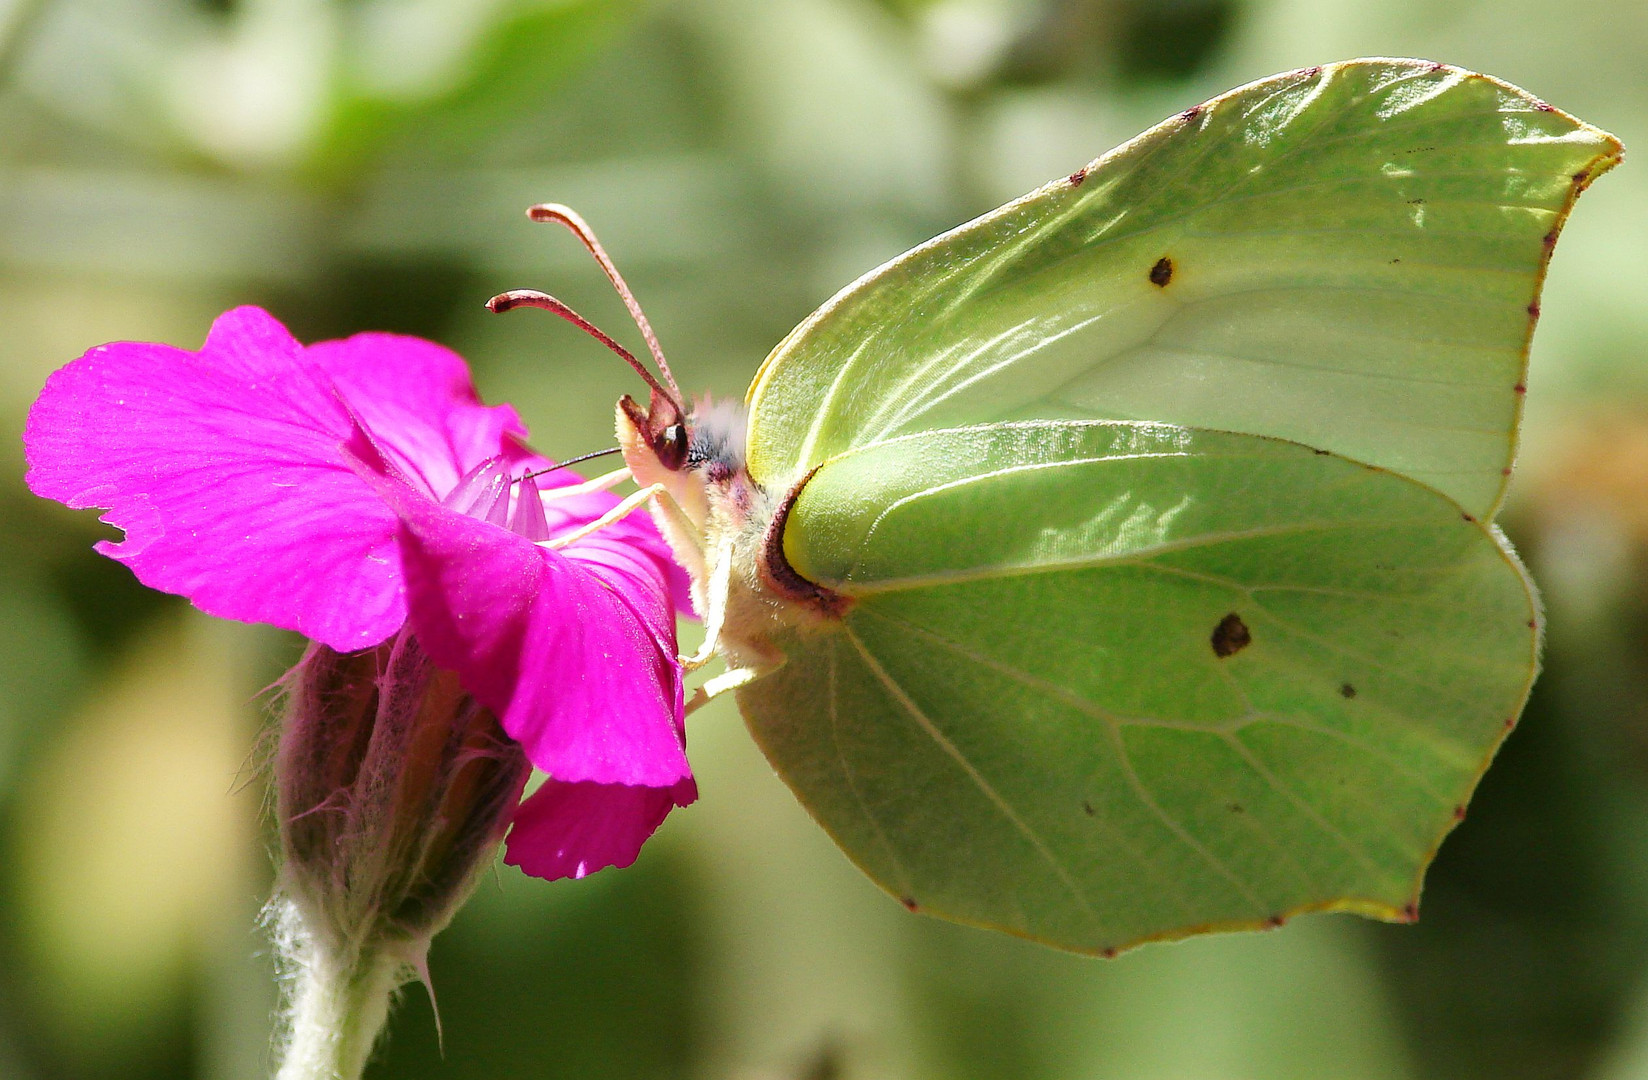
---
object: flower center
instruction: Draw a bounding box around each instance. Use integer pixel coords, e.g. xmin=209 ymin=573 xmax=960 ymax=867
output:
xmin=441 ymin=459 xmax=554 ymax=541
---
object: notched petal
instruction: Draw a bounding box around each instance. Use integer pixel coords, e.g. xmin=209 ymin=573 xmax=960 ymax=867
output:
xmin=504 ymin=775 xmax=697 ymax=881
xmin=23 ymin=308 xmax=405 ymax=650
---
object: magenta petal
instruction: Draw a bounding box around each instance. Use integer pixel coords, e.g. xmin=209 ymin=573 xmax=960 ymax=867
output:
xmin=23 ymin=307 xmax=406 ymax=650
xmin=378 ymin=472 xmax=691 ymax=788
xmin=308 ymin=332 xmax=533 ymax=499
xmin=481 ymin=449 xmax=696 ymax=620
xmin=504 ymin=775 xmax=697 ymax=881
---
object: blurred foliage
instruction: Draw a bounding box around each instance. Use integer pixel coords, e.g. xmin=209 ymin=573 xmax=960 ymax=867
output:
xmin=2 ymin=1 xmax=1648 ymax=1078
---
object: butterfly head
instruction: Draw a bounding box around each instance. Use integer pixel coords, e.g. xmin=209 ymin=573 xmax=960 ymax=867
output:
xmin=617 ymin=387 xmax=699 ymax=525
xmin=617 ymin=392 xmax=749 ymax=534
xmin=489 ymin=202 xmax=748 ymax=536
xmin=618 ymin=387 xmax=689 ymax=472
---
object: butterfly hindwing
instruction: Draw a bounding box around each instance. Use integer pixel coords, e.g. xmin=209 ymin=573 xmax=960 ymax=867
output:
xmin=739 ymin=422 xmax=1537 ymax=952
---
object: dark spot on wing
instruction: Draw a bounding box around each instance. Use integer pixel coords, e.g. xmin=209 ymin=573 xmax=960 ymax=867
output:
xmin=1389 ymin=257 xmax=1401 ymax=264
xmin=1312 ymin=448 xmax=1329 ymax=455
xmin=1527 ymin=301 xmax=1540 ymax=317
xmin=901 ymin=897 xmax=918 ymax=912
xmin=1180 ymin=105 xmax=1202 ymax=122
xmin=1513 ymin=383 xmax=1527 ymax=395
xmin=1211 ymin=613 xmax=1251 ymax=658
xmin=1402 ymin=901 xmax=1420 ymax=922
xmin=1069 ymin=166 xmax=1089 ymax=187
xmin=1427 ymin=61 xmax=1447 ymax=73
xmin=1453 ymin=804 xmax=1468 ymax=821
xmin=1101 ymin=947 xmax=1118 ymax=959
xmin=1534 ymin=100 xmax=1555 ymax=112
xmin=1340 ymin=683 xmax=1356 ymax=699
xmin=1265 ymin=914 xmax=1286 ymax=929
xmin=1462 ymin=511 xmax=1476 ymax=523
xmin=1149 ymin=257 xmax=1174 ymax=287
xmin=1542 ymin=228 xmax=1559 ymax=249
xmin=1303 ymin=65 xmax=1322 ymax=78
xmin=1082 ymin=800 xmax=1095 ymax=816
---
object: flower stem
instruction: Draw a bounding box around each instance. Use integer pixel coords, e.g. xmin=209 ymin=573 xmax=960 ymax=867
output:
xmin=272 ymin=899 xmax=405 ymax=1080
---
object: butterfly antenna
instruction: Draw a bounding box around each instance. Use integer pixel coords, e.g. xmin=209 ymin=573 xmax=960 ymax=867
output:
xmin=485 ymin=289 xmax=678 ymax=407
xmin=517 ymin=446 xmax=623 ymax=484
xmin=525 ymin=203 xmax=684 ymax=403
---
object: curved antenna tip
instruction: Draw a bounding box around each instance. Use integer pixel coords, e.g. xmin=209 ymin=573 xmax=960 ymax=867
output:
xmin=484 ymin=287 xmax=678 ymax=408
xmin=517 ymin=203 xmax=683 ymax=401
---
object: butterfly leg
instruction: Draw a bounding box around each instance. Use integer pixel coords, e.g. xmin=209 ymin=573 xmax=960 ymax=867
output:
xmin=539 ymin=482 xmax=664 ymax=550
xmin=680 ymin=532 xmax=735 ymax=672
xmin=684 ymin=662 xmax=776 ymax=716
xmin=651 ymin=488 xmax=704 ymax=560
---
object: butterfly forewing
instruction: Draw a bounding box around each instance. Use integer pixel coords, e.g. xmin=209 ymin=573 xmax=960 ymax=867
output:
xmin=744 ymin=59 xmax=1621 ymax=521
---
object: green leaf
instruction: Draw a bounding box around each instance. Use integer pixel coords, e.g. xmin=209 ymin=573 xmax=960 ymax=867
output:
xmin=742 ymin=420 xmax=1537 ymax=953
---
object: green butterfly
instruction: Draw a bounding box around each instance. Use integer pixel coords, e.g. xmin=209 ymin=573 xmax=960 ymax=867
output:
xmin=496 ymin=58 xmax=1620 ymax=955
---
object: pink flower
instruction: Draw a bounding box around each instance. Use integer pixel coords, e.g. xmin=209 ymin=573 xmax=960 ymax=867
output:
xmin=23 ymin=305 xmax=696 ymax=880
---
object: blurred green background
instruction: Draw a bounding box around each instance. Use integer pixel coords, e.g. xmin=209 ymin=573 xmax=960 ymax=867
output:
xmin=3 ymin=0 xmax=1648 ymax=1077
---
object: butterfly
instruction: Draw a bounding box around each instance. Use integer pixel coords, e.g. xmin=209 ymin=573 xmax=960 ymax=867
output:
xmin=492 ymin=59 xmax=1621 ymax=955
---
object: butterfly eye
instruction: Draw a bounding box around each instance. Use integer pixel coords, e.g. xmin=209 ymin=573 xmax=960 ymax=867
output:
xmin=655 ymin=423 xmax=688 ymax=470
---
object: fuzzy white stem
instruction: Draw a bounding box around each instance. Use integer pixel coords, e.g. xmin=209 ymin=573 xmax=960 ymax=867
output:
xmin=272 ymin=899 xmax=405 ymax=1080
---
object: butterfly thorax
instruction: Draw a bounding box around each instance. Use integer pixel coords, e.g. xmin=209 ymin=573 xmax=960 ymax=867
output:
xmin=618 ymin=394 xmax=846 ymax=673
xmin=683 ymin=397 xmax=747 ymax=478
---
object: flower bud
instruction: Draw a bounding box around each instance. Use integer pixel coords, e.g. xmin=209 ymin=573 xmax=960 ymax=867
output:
xmin=270 ymin=627 xmax=530 ymax=1080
